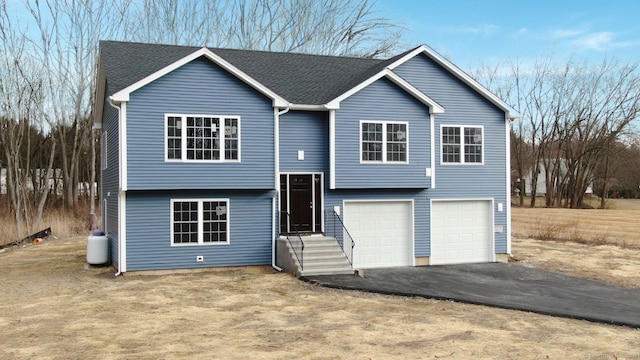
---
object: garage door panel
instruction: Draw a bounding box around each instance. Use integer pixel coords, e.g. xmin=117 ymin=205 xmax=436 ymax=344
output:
xmin=345 ymin=201 xmax=413 ymax=269
xmin=431 ymin=200 xmax=493 ymax=265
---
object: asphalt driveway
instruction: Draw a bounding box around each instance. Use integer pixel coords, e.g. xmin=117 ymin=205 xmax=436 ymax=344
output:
xmin=302 ymin=263 xmax=640 ymax=328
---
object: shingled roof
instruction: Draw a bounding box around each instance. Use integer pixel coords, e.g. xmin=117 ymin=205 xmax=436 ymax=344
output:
xmin=99 ymin=40 xmax=413 ymax=105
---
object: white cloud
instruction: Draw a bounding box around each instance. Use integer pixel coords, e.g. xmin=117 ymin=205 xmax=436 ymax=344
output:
xmin=454 ymin=23 xmax=500 ymax=36
xmin=572 ymin=32 xmax=613 ymax=51
xmin=550 ymin=28 xmax=585 ymax=39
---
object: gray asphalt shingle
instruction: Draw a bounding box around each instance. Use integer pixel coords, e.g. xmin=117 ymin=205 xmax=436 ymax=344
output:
xmin=99 ymin=40 xmax=419 ymax=105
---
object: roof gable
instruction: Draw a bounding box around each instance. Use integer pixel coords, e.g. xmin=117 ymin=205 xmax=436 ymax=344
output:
xmin=326 ymin=68 xmax=444 ymax=114
xmin=105 ymin=44 xmax=287 ymax=107
xmin=386 ymin=45 xmax=519 ymax=119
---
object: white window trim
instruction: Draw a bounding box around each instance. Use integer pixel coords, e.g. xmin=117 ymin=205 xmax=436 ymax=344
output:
xmin=440 ymin=124 xmax=484 ymax=165
xmin=359 ymin=120 xmax=409 ymax=164
xmin=164 ymin=114 xmax=241 ymax=163
xmin=170 ymin=198 xmax=231 ymax=247
xmin=101 ymin=131 xmax=108 ymax=170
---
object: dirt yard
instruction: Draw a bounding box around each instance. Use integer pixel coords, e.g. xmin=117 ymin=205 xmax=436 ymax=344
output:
xmin=1 ymin=204 xmax=640 ymax=359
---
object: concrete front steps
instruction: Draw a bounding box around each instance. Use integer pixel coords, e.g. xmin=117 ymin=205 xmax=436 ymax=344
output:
xmin=277 ymin=235 xmax=354 ymax=276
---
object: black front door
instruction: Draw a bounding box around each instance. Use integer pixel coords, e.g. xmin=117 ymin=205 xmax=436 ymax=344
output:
xmin=280 ymin=174 xmax=322 ymax=233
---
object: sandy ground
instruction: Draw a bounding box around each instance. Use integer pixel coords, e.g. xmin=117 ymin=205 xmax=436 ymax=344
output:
xmin=1 ymin=209 xmax=640 ymax=359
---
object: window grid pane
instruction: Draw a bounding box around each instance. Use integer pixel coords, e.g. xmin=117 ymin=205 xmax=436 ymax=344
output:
xmin=202 ymin=201 xmax=228 ymax=243
xmin=464 ymin=127 xmax=482 ymax=163
xmin=442 ymin=127 xmax=461 ymax=163
xmin=167 ymin=116 xmax=182 ymax=159
xmin=362 ymin=122 xmax=383 ymax=161
xmin=224 ymin=118 xmax=239 ymax=160
xmin=172 ymin=201 xmax=198 ymax=244
xmin=186 ymin=116 xmax=220 ymax=160
xmin=386 ymin=123 xmax=407 ymax=162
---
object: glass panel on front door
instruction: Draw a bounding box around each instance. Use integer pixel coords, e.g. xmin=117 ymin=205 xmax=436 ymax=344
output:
xmin=280 ymin=174 xmax=322 ymax=234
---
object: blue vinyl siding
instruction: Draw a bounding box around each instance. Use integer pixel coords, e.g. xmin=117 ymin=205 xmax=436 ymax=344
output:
xmin=279 ymin=111 xmax=328 ymax=173
xmin=394 ymin=54 xmax=509 ymax=254
xmin=101 ymin=85 xmax=120 ymax=265
xmin=125 ymin=190 xmax=274 ymax=271
xmin=334 ymin=77 xmax=432 ymax=189
xmin=126 ymin=57 xmax=275 ymax=191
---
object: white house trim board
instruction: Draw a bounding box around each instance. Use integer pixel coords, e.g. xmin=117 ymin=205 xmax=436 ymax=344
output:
xmin=119 ymin=102 xmax=128 ymax=191
xmin=384 ymin=71 xmax=444 ymax=114
xmin=280 ymin=172 xmax=325 ymax=233
xmin=386 ymin=45 xmax=519 ymax=119
xmin=439 ymin=124 xmax=485 ymax=166
xmin=163 ymin=113 xmax=242 ymax=163
xmin=359 ymin=120 xmax=410 ymax=164
xmin=118 ymin=190 xmax=127 ymax=273
xmin=110 ymin=47 xmax=288 ymax=107
xmin=505 ymin=114 xmax=512 ymax=254
xmin=93 ymin=56 xmax=107 ymax=129
xmin=169 ymin=198 xmax=231 ymax=247
xmin=329 ymin=109 xmax=336 ymax=190
xmin=326 ymin=69 xmax=445 ymax=114
xmin=430 ymin=113 xmax=436 ymax=189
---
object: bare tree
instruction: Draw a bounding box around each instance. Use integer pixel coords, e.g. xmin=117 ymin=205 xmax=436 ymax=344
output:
xmin=0 ymin=2 xmax=54 ymax=237
xmin=476 ymin=54 xmax=640 ymax=209
xmin=125 ymin=0 xmax=231 ymax=46
xmin=21 ymin=0 xmax=132 ymax=213
xmin=127 ymin=0 xmax=403 ymax=58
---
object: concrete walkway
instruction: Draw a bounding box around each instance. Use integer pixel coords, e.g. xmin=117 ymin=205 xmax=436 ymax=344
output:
xmin=302 ymin=263 xmax=640 ymax=328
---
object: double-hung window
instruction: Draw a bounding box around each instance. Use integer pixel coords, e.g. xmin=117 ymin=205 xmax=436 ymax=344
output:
xmin=166 ymin=114 xmax=240 ymax=161
xmin=361 ymin=121 xmax=408 ymax=163
xmin=171 ymin=199 xmax=229 ymax=246
xmin=441 ymin=125 xmax=483 ymax=164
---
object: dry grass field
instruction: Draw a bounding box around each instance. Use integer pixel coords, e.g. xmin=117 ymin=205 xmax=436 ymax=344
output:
xmin=1 ymin=200 xmax=639 ymax=359
xmin=512 ymin=199 xmax=640 ymax=248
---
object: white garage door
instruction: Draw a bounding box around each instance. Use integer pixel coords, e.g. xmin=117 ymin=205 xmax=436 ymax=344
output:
xmin=344 ymin=201 xmax=413 ymax=269
xmin=431 ymin=200 xmax=494 ymax=265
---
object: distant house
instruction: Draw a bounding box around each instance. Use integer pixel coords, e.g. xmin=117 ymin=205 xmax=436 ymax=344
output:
xmin=0 ymin=168 xmax=5 ymax=195
xmin=94 ymin=41 xmax=518 ymax=275
xmin=0 ymin=168 xmax=65 ymax=195
xmin=523 ymin=159 xmax=593 ymax=197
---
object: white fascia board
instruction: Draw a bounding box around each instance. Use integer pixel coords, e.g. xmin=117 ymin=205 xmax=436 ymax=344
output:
xmin=385 ymin=71 xmax=444 ymax=113
xmin=93 ymin=55 xmax=107 ymax=129
xmin=326 ymin=68 xmax=445 ymax=114
xmin=288 ymin=104 xmax=328 ymax=111
xmin=110 ymin=47 xmax=288 ymax=107
xmin=505 ymin=113 xmax=512 ymax=254
xmin=119 ymin=102 xmax=128 ymax=192
xmin=387 ymin=45 xmax=520 ymax=119
xmin=326 ymin=70 xmax=386 ymax=109
xmin=329 ymin=109 xmax=336 ymax=189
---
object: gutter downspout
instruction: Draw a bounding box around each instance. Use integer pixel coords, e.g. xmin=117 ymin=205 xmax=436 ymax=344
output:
xmin=272 ymin=106 xmax=290 ymax=271
xmin=107 ymin=97 xmax=124 ymax=277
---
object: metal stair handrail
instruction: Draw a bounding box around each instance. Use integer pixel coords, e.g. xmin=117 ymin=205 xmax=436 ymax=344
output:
xmin=332 ymin=210 xmax=355 ymax=266
xmin=279 ymin=211 xmax=304 ymax=270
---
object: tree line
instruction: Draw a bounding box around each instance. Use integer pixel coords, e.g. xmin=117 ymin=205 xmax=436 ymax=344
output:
xmin=473 ymin=55 xmax=640 ymax=208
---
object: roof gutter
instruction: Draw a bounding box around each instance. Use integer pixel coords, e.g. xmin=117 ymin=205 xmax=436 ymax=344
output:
xmin=272 ymin=106 xmax=290 ymax=272
xmin=107 ymin=97 xmax=124 ymax=277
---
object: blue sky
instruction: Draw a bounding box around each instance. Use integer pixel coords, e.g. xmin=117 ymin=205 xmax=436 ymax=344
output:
xmin=377 ymin=0 xmax=640 ymax=69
